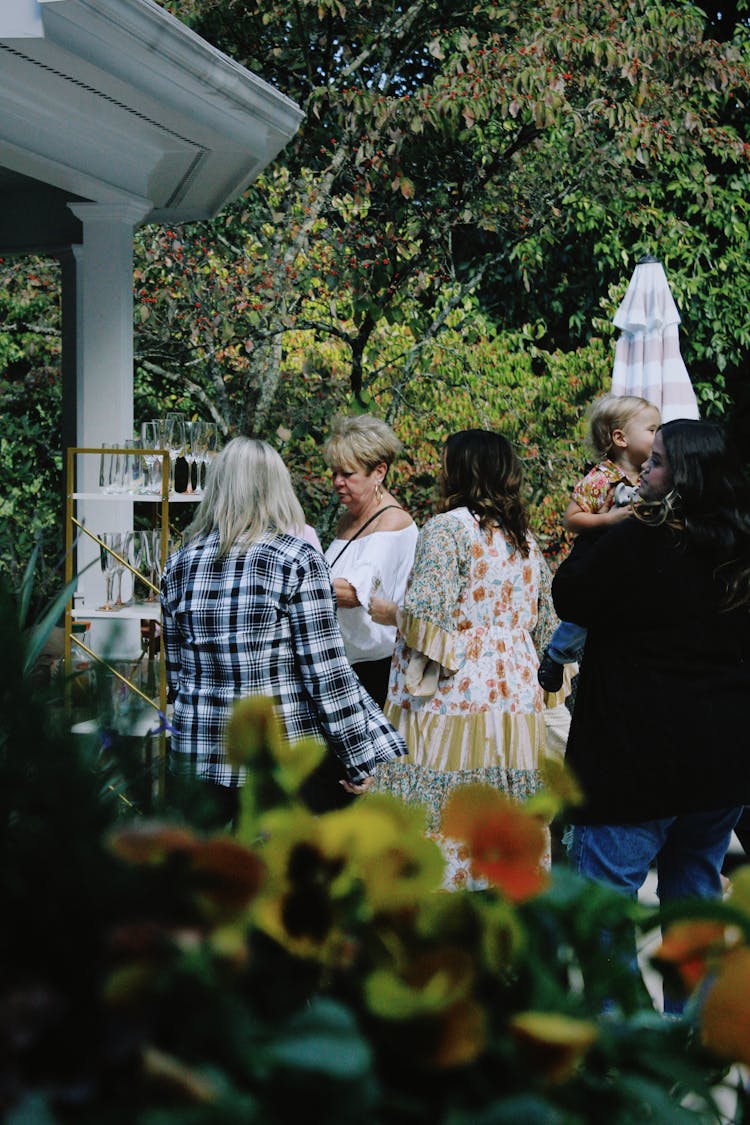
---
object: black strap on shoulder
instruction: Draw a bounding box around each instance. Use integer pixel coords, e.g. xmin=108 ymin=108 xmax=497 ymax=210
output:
xmin=329 ymin=505 xmax=401 ymax=568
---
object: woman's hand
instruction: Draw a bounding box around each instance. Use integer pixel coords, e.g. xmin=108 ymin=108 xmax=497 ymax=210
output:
xmin=333 ymin=577 xmax=361 ymax=608
xmin=340 ymin=775 xmax=375 ymax=795
xmin=368 ymin=594 xmax=398 ymax=626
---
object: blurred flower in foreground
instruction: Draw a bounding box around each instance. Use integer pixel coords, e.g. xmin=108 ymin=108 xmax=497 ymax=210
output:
xmin=651 ymin=920 xmax=732 ymax=994
xmin=254 ymin=806 xmax=352 ymax=963
xmin=525 ymin=755 xmax=583 ymax=822
xmin=508 ymin=1011 xmax=598 ymax=1084
xmin=700 ymin=946 xmax=750 ymax=1067
xmin=442 ymin=785 xmax=549 ymax=902
xmin=365 ymin=948 xmax=486 ymax=1068
xmin=109 ymin=821 xmax=264 ymax=923
xmin=326 ymin=794 xmax=445 ymax=912
xmin=255 ymin=796 xmax=444 ymax=963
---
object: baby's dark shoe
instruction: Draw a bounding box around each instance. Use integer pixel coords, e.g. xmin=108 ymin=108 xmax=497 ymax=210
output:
xmin=537 ymin=651 xmax=564 ymax=693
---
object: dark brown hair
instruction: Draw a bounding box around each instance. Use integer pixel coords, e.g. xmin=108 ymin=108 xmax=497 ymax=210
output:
xmin=636 ymin=419 xmax=750 ymax=609
xmin=440 ymin=429 xmax=530 ymax=556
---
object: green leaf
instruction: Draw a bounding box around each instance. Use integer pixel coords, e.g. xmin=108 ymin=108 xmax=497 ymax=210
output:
xmin=262 ymin=998 xmax=372 ymax=1080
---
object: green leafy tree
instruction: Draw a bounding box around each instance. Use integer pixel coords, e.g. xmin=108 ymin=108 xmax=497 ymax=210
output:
xmin=150 ymin=0 xmax=749 ymax=434
xmin=0 ymin=255 xmax=64 ymax=602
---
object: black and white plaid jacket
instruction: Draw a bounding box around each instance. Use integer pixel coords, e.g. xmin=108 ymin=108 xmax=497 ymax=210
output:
xmin=161 ymin=529 xmax=407 ymax=787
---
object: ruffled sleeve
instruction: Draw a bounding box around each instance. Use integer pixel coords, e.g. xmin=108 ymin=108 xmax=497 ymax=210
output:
xmin=530 ymin=545 xmax=558 ymax=658
xmin=396 ymin=515 xmax=471 ymax=676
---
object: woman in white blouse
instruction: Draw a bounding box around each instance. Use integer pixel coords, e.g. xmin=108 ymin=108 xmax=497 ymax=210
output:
xmin=323 ymin=415 xmax=419 ymax=707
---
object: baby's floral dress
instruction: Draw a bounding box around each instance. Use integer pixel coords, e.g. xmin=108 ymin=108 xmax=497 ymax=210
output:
xmin=374 ymin=507 xmax=563 ymax=889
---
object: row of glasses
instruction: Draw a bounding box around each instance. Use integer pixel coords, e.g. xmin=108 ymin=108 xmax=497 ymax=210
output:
xmin=98 ymin=530 xmax=179 ymax=611
xmin=99 ymin=441 xmax=143 ymax=494
xmin=140 ymin=415 xmax=219 ymax=495
xmin=140 ymin=414 xmax=185 ymax=494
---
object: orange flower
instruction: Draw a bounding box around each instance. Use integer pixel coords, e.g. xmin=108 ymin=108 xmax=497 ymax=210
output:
xmin=441 ymin=785 xmax=548 ymax=902
xmin=108 ymin=822 xmax=196 ymax=865
xmin=108 ymin=823 xmax=263 ymax=922
xmin=652 ymin=920 xmax=729 ymax=993
xmin=701 ymin=946 xmax=750 ymax=1066
xmin=189 ymin=837 xmax=265 ymax=919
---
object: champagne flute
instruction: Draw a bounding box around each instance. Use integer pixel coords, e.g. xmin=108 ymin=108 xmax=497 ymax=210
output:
xmin=164 ymin=417 xmax=186 ymax=494
xmin=151 ymin=530 xmax=178 ymax=591
xmin=130 ymin=530 xmax=148 ymax=604
xmin=200 ymin=422 xmax=219 ymax=492
xmin=113 ymin=531 xmax=131 ymax=607
xmin=141 ymin=420 xmax=165 ymax=494
xmin=184 ymin=420 xmax=200 ymax=495
xmin=192 ymin=420 xmax=209 ymax=495
xmin=140 ymin=531 xmax=157 ymax=602
xmin=124 ymin=438 xmax=143 ymax=494
xmin=98 ymin=532 xmax=122 ymax=611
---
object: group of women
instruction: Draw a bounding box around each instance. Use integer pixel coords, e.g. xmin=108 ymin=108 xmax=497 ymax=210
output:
xmin=161 ymin=418 xmax=564 ymax=838
xmin=161 ymin=410 xmax=750 ymax=994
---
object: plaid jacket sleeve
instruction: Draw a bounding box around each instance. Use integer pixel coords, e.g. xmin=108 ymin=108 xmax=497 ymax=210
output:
xmin=286 ymin=549 xmax=407 ymax=782
xmin=160 ymin=561 xmax=180 ymax=705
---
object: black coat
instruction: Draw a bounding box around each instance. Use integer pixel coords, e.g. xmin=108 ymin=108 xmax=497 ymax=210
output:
xmin=552 ymin=518 xmax=750 ymax=824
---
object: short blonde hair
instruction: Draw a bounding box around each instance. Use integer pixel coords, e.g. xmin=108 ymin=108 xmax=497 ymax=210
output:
xmin=322 ymin=414 xmax=402 ymax=473
xmin=185 ymin=436 xmax=306 ymax=556
xmin=586 ymin=395 xmax=661 ymax=461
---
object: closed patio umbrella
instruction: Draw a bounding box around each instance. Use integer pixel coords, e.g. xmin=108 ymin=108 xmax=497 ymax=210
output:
xmin=611 ymin=254 xmax=699 ymax=423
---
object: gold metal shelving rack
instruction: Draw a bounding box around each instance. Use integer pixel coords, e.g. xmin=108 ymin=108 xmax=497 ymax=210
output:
xmin=63 ymin=447 xmax=197 ymax=800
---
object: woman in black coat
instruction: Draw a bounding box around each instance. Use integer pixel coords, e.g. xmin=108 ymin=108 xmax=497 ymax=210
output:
xmin=552 ymin=420 xmax=750 ymax=953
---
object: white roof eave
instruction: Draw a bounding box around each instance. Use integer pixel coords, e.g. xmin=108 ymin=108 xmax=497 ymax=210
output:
xmin=0 ymin=0 xmax=304 ymax=223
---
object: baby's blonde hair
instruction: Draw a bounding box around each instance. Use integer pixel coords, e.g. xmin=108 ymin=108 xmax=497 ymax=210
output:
xmin=586 ymin=395 xmax=660 ymax=461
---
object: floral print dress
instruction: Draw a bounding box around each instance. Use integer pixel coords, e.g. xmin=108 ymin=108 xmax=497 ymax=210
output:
xmin=374 ymin=507 xmax=563 ymax=887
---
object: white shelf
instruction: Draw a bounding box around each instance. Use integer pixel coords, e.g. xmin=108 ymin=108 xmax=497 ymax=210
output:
xmin=71 ymin=491 xmax=201 ymax=502
xmin=72 ymin=603 xmax=160 ymax=621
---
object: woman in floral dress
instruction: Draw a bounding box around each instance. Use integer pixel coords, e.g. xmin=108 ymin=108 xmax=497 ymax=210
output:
xmin=369 ymin=429 xmax=564 ymax=886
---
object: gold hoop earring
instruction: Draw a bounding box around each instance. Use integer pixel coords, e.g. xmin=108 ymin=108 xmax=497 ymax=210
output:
xmin=375 ymin=480 xmax=383 ymax=503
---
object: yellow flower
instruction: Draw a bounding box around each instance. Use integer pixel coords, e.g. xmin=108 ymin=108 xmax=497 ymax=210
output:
xmin=430 ymin=999 xmax=487 ymax=1068
xmin=320 ymin=795 xmax=445 ymax=912
xmin=508 ymin=1011 xmax=598 ymax=1084
xmin=365 ymin=947 xmax=475 ymax=1019
xmin=525 ymin=756 xmax=583 ymax=822
xmin=253 ymin=807 xmax=358 ymax=964
xmin=226 ymin=695 xmax=282 ymax=767
xmin=442 ymin=785 xmax=549 ymax=902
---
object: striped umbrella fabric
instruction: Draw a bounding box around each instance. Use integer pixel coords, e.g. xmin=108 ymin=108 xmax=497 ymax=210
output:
xmin=611 ymin=257 xmax=699 ymax=423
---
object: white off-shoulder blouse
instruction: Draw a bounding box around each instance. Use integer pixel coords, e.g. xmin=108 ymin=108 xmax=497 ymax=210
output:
xmin=325 ymin=523 xmax=419 ymax=664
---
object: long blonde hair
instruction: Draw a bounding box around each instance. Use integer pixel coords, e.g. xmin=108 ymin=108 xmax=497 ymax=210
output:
xmin=184 ymin=436 xmax=306 ymax=556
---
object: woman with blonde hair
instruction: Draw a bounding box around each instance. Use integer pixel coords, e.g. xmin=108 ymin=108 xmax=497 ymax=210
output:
xmin=323 ymin=414 xmax=418 ymax=708
xmin=161 ymin=436 xmax=406 ymax=819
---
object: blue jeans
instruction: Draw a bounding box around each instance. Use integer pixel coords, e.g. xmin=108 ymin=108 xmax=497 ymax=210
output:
xmin=569 ymin=808 xmax=742 ymax=1014
xmin=547 ymin=619 xmax=587 ymax=664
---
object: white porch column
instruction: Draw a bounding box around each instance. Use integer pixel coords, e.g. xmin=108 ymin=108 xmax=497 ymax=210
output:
xmin=68 ymin=201 xmax=150 ymax=653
